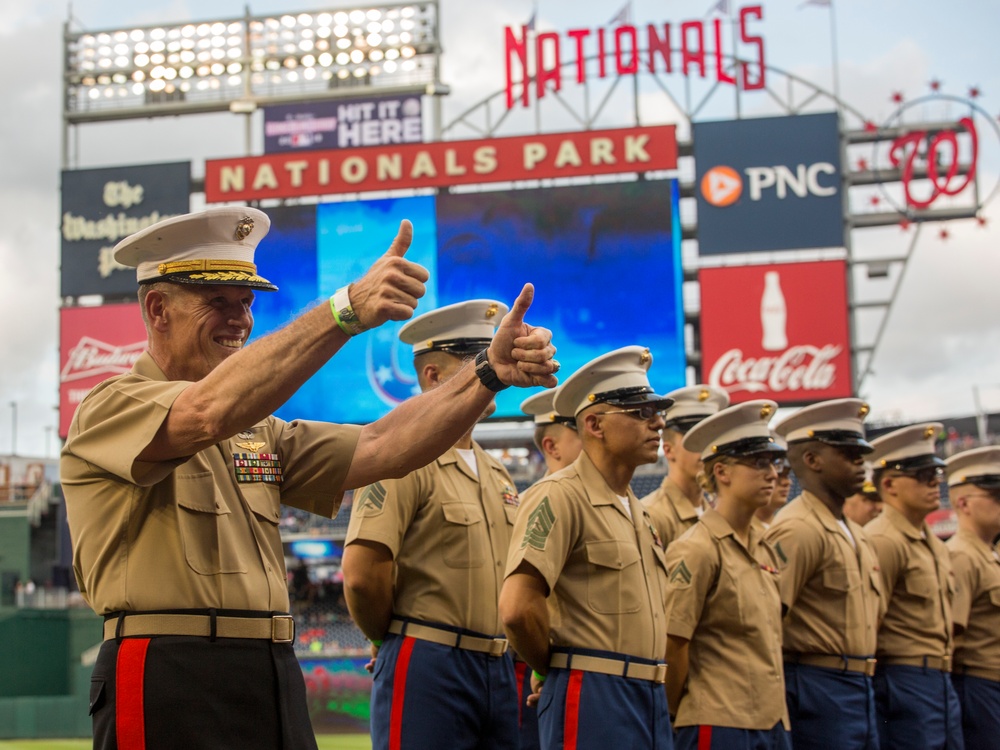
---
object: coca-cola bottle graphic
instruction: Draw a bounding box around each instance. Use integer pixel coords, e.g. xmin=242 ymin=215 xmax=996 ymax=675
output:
xmin=760 ymin=271 xmax=788 ymax=351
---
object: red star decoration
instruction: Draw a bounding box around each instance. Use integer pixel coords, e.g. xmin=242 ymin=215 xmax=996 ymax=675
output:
xmin=891 ymin=91 xmax=904 ymax=103
xmin=977 ymin=215 xmax=988 ymax=227
xmin=856 ymin=157 xmax=869 ymax=171
xmin=969 ymin=86 xmax=981 ymax=99
xmin=929 ymin=79 xmax=941 ymax=91
xmin=864 ymin=120 xmax=878 ymax=132
xmin=939 ymin=227 xmax=950 ymax=240
xmin=870 ymin=195 xmax=881 ymax=207
xmin=899 ymin=219 xmax=912 ymax=231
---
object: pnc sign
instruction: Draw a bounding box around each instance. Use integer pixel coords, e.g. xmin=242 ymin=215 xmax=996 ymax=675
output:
xmin=694 ymin=112 xmax=844 ymax=255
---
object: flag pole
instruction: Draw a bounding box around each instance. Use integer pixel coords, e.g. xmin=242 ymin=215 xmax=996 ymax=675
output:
xmin=829 ymin=1 xmax=842 ymax=108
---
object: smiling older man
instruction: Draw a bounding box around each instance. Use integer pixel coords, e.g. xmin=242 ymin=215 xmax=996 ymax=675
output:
xmin=61 ymin=206 xmax=559 ymax=750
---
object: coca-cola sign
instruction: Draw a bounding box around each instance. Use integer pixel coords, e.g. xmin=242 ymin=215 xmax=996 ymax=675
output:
xmin=699 ymin=261 xmax=852 ymax=405
xmin=60 ymin=303 xmax=148 ymax=437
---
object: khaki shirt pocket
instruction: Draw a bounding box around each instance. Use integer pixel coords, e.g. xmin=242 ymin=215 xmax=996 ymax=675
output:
xmin=440 ymin=501 xmax=486 ymax=568
xmin=176 ymin=471 xmax=248 ymax=575
xmin=504 ymin=504 xmax=518 ymax=526
xmin=241 ymin=483 xmax=282 ymax=527
xmin=902 ymin=572 xmax=938 ymax=599
xmin=585 ymin=540 xmax=642 ymax=614
xmin=822 ymin=566 xmax=859 ymax=593
xmin=869 ymin=571 xmax=883 ymax=597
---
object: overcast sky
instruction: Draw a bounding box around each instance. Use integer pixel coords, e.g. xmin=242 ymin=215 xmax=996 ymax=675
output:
xmin=1 ymin=0 xmax=998 ymax=457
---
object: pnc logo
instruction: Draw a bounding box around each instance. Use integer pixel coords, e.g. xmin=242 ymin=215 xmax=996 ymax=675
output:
xmin=700 ymin=162 xmax=839 ymax=207
xmin=700 ymin=166 xmax=743 ymax=207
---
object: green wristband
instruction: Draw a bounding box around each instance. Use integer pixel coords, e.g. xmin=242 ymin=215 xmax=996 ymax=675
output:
xmin=330 ymin=285 xmax=366 ymax=337
xmin=371 ymin=639 xmax=383 ymax=647
xmin=532 ymin=669 xmax=546 ymax=682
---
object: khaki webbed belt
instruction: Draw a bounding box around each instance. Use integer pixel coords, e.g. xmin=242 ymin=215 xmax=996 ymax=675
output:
xmin=784 ymin=652 xmax=877 ymax=677
xmin=880 ymin=655 xmax=951 ymax=672
xmin=387 ymin=619 xmax=508 ymax=657
xmin=954 ymin=664 xmax=1000 ymax=683
xmin=549 ymin=652 xmax=668 ymax=684
xmin=103 ymin=613 xmax=294 ymax=643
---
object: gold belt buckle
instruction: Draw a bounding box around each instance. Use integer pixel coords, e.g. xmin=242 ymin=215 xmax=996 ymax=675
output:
xmin=271 ymin=615 xmax=295 ymax=643
xmin=489 ymin=638 xmax=509 ymax=657
xmin=653 ymin=663 xmax=668 ymax=684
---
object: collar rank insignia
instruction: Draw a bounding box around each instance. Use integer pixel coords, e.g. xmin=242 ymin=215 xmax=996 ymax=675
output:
xmin=236 ymin=441 xmax=265 ymax=452
xmin=502 ymin=484 xmax=520 ymax=507
xmin=233 ymin=451 xmax=283 ymax=484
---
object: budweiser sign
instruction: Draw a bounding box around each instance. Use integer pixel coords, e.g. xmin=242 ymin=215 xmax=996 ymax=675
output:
xmin=61 ymin=336 xmax=146 ymax=382
xmin=699 ymin=261 xmax=853 ymax=405
xmin=60 ymin=303 xmax=148 ymax=437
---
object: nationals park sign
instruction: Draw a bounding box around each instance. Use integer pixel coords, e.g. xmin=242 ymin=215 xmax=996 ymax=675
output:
xmin=204 ymin=126 xmax=677 ymax=202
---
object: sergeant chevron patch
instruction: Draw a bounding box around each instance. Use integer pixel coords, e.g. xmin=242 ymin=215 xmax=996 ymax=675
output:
xmin=521 ymin=496 xmax=556 ymax=550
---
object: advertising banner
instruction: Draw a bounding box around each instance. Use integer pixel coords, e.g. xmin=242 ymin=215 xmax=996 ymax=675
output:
xmin=699 ymin=260 xmax=852 ymax=405
xmin=693 ymin=112 xmax=843 ymax=255
xmin=264 ymin=95 xmax=423 ymax=153
xmin=61 ymin=162 xmax=190 ymax=298
xmin=60 ymin=303 xmax=148 ymax=437
xmin=205 ymin=125 xmax=677 ymax=202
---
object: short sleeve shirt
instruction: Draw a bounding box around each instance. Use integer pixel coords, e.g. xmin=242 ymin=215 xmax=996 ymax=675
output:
xmin=640 ymin=476 xmax=700 ymax=550
xmin=60 ymin=353 xmax=361 ymax=615
xmin=866 ymin=505 xmax=953 ymax=660
xmin=664 ymin=510 xmax=788 ymax=730
xmin=505 ymin=451 xmax=669 ymax=661
xmin=764 ymin=492 xmax=884 ymax=656
xmin=346 ymin=443 xmax=519 ymax=636
xmin=947 ymin=529 xmax=1000 ymax=672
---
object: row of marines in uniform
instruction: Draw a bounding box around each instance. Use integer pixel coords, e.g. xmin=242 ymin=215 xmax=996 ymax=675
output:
xmin=340 ymin=298 xmax=999 ymax=750
xmin=59 ymin=206 xmax=992 ymax=750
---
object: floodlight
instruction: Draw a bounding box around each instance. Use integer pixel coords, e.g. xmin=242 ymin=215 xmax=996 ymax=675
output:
xmin=64 ymin=2 xmax=442 ymax=122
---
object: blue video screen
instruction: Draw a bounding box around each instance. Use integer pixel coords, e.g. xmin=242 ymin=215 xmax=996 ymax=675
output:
xmin=250 ymin=179 xmax=684 ymax=424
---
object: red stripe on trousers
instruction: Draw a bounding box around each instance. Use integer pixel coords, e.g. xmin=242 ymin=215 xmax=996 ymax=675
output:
xmin=115 ymin=638 xmax=150 ymax=750
xmin=563 ymin=670 xmax=584 ymax=750
xmin=389 ymin=637 xmax=417 ymax=750
xmin=698 ymin=725 xmax=714 ymax=750
xmin=514 ymin=661 xmax=528 ymax=728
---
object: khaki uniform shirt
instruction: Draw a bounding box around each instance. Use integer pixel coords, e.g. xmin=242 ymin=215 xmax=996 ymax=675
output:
xmin=866 ymin=505 xmax=954 ymax=660
xmin=664 ymin=510 xmax=789 ymax=731
xmin=640 ymin=476 xmax=702 ymax=550
xmin=947 ymin=529 xmax=1000 ymax=672
xmin=764 ymin=492 xmax=884 ymax=657
xmin=505 ymin=451 xmax=669 ymax=660
xmin=61 ymin=353 xmax=360 ymax=615
xmin=346 ymin=444 xmax=519 ymax=636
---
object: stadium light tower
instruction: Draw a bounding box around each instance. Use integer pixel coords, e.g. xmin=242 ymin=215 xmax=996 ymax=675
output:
xmin=62 ymin=3 xmax=444 ymax=162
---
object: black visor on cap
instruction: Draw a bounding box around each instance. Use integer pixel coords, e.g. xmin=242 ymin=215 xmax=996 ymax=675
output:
xmin=593 ymin=385 xmax=674 ymax=410
xmin=963 ymin=474 xmax=1000 ymax=490
xmin=664 ymin=415 xmax=709 ymax=434
xmin=883 ymin=453 xmax=947 ymax=472
xmin=422 ymin=338 xmax=494 ymax=356
xmin=790 ymin=429 xmax=874 ymax=454
xmin=713 ymin=435 xmax=786 ymax=458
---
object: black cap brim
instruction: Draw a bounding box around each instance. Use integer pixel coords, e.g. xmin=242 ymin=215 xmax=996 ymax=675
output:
xmin=882 ymin=454 xmax=946 ymax=472
xmin=714 ymin=436 xmax=787 ymax=458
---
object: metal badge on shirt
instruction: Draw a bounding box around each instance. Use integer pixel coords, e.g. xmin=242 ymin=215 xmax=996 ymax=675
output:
xmin=233 ymin=431 xmax=283 ymax=484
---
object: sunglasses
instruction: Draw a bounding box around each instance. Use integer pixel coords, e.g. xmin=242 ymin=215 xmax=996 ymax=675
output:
xmin=897 ymin=466 xmax=945 ymax=485
xmin=733 ymin=456 xmax=787 ymax=472
xmin=591 ymin=405 xmax=667 ymax=421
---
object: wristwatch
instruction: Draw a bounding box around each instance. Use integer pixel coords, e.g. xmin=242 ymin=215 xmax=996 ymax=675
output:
xmin=475 ymin=348 xmax=509 ymax=392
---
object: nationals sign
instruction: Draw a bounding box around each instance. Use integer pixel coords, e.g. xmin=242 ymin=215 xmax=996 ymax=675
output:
xmin=205 ymin=125 xmax=677 ymax=202
xmin=60 ymin=303 xmax=148 ymax=438
xmin=699 ymin=261 xmax=852 ymax=405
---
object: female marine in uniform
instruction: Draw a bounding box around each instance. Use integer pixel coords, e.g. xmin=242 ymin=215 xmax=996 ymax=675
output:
xmin=664 ymin=400 xmax=791 ymax=750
